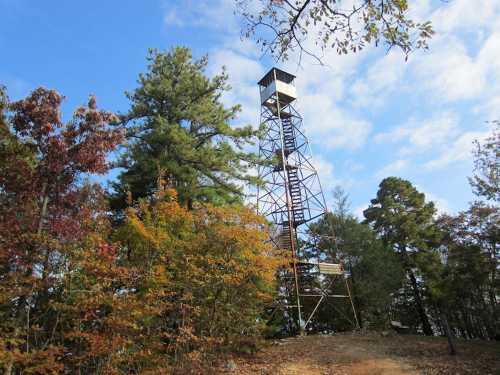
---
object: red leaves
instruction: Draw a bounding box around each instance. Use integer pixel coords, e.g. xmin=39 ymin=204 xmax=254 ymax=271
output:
xmin=0 ymin=86 xmax=280 ymax=373
xmin=10 ymin=88 xmax=62 ymax=139
xmin=7 ymin=88 xmax=123 ymax=192
xmin=66 ymin=98 xmax=122 ymax=175
xmin=0 ymin=88 xmax=126 ymax=373
xmin=96 ymin=241 xmax=118 ymax=262
xmin=1 ymin=88 xmax=123 ymax=244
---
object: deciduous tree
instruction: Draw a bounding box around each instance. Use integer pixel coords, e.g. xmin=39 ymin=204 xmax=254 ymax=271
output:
xmin=113 ymin=182 xmax=282 ymax=370
xmin=0 ymin=87 xmax=124 ymax=374
xmin=237 ymin=0 xmax=434 ymax=62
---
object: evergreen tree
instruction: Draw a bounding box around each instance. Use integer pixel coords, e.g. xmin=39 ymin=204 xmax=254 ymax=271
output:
xmin=112 ymin=47 xmax=261 ymax=209
xmin=436 ymin=203 xmax=499 ymax=340
xmin=363 ymin=177 xmax=439 ymax=335
xmin=308 ymin=188 xmax=404 ymax=330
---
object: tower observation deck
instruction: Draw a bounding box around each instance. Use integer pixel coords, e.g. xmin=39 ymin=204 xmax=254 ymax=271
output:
xmin=256 ymin=67 xmax=358 ymax=333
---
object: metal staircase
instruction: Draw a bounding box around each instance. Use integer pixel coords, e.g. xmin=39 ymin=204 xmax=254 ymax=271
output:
xmin=257 ymin=67 xmax=359 ymax=332
xmin=282 ymin=117 xmax=296 ymax=152
xmin=287 ymin=167 xmax=305 ymax=227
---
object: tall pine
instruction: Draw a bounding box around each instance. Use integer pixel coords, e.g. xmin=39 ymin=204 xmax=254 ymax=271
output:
xmin=113 ymin=47 xmax=260 ymax=209
xmin=364 ymin=177 xmax=438 ymax=335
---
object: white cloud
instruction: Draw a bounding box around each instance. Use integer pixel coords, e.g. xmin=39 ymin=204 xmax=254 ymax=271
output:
xmin=347 ymin=1 xmax=500 ymax=107
xmin=424 ymin=130 xmax=489 ymax=170
xmin=430 ymin=0 xmax=500 ymax=35
xmin=312 ymin=155 xmax=355 ymax=192
xmin=343 ymin=159 xmax=364 ymax=173
xmin=412 ymin=183 xmax=453 ymax=215
xmin=475 ymin=96 xmax=500 ymax=120
xmin=412 ymin=37 xmax=486 ymax=102
xmin=374 ymin=112 xmax=491 ymax=172
xmin=349 ymin=50 xmax=407 ymax=108
xmin=277 ymin=0 xmax=500 ymax=112
xmin=375 ymin=159 xmax=409 ymax=179
xmin=209 ymin=48 xmax=263 ymax=84
xmin=299 ymin=93 xmax=372 ymax=150
xmin=162 ymin=0 xmax=238 ymax=32
xmin=312 ymin=155 xmax=335 ymax=186
xmin=422 ymin=190 xmax=452 ymax=215
xmin=222 ymin=36 xmax=262 ymax=59
xmin=375 ymin=112 xmax=460 ymax=155
xmin=408 ymin=0 xmax=433 ymax=22
xmin=353 ymin=203 xmax=369 ymax=221
xmin=207 ymin=48 xmax=265 ymax=127
xmin=408 ymin=2 xmax=500 ymax=104
xmin=477 ymin=31 xmax=500 ymax=87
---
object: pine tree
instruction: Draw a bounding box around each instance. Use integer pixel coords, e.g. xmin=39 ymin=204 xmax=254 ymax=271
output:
xmin=112 ymin=47 xmax=261 ymax=210
xmin=363 ymin=177 xmax=438 ymax=335
xmin=308 ymin=188 xmax=404 ymax=330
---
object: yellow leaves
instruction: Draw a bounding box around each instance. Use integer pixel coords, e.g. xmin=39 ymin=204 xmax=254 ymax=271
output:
xmin=106 ymin=188 xmax=285 ymax=369
xmin=126 ymin=208 xmax=160 ymax=249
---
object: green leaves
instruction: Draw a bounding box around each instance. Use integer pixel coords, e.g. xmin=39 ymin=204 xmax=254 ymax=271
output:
xmin=364 ymin=177 xmax=438 ymax=334
xmin=364 ymin=177 xmax=437 ymax=251
xmin=237 ymin=0 xmax=434 ymax=62
xmin=309 ymin=206 xmax=404 ymax=330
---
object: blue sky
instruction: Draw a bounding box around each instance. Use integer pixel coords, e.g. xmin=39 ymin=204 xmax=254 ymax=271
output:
xmin=1 ymin=0 xmax=499 ymax=217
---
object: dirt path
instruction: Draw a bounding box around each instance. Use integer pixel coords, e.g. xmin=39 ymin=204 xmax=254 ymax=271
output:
xmin=219 ymin=333 xmax=500 ymax=375
xmin=232 ymin=335 xmax=420 ymax=375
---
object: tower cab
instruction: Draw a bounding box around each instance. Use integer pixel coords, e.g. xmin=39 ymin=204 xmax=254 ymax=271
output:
xmin=258 ymin=67 xmax=297 ymax=107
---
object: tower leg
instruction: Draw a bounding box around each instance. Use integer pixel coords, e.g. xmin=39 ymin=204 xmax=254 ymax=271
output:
xmin=345 ymin=277 xmax=360 ymax=329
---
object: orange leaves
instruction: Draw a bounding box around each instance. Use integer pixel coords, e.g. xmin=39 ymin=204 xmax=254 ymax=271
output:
xmin=110 ymin=190 xmax=282 ymax=369
xmin=0 ymin=344 xmax=64 ymax=375
xmin=0 ymin=150 xmax=282 ymax=374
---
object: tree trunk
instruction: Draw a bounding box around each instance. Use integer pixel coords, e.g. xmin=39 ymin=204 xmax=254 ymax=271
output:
xmin=4 ymin=358 xmax=13 ymax=375
xmin=456 ymin=312 xmax=469 ymax=339
xmin=440 ymin=311 xmax=457 ymax=355
xmin=462 ymin=307 xmax=476 ymax=339
xmin=408 ymin=269 xmax=433 ymax=335
xmin=488 ymin=241 xmax=498 ymax=338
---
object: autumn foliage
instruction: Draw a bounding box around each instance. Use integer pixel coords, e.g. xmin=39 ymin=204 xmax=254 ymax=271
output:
xmin=0 ymin=87 xmax=124 ymax=374
xmin=114 ymin=187 xmax=280 ymax=372
xmin=1 ymin=46 xmax=498 ymax=374
xmin=0 ymin=87 xmax=280 ymax=373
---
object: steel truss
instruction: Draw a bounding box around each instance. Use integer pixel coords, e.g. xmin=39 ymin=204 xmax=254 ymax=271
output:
xmin=256 ymin=68 xmax=359 ymax=333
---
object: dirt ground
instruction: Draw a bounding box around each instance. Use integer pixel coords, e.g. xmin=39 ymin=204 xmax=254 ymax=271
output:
xmin=217 ymin=333 xmax=500 ymax=375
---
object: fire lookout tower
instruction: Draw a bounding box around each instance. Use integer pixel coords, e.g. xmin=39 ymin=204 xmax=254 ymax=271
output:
xmin=256 ymin=67 xmax=358 ymax=333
